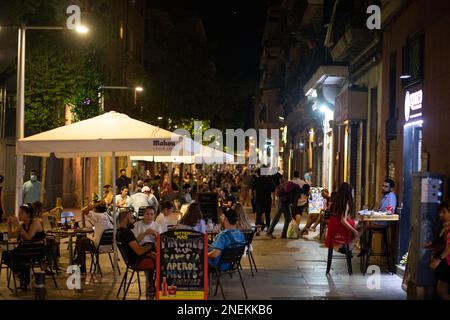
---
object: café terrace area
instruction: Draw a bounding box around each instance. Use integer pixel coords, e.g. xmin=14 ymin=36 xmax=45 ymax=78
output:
xmin=0 ymin=209 xmax=406 ymax=300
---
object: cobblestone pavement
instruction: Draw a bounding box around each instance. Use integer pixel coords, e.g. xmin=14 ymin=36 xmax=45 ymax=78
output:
xmin=0 ymin=209 xmax=406 ymax=300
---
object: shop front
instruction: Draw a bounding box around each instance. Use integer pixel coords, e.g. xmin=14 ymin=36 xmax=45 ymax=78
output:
xmin=399 ymin=86 xmax=424 ymax=262
xmin=334 ymin=87 xmax=368 ymax=210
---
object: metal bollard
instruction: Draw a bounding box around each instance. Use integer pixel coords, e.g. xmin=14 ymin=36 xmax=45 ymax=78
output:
xmin=34 ymin=272 xmax=47 ymax=300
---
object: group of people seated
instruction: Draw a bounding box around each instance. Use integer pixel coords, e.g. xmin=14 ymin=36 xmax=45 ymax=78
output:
xmin=74 ymin=197 xmax=255 ymax=299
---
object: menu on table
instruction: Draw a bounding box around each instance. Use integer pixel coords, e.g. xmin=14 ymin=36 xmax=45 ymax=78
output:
xmin=156 ymin=229 xmax=208 ymax=300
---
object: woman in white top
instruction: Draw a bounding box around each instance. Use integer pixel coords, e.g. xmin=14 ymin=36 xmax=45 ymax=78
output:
xmin=132 ymin=206 xmax=162 ymax=246
xmin=177 ymin=202 xmax=206 ymax=234
xmin=116 ymin=186 xmax=130 ymax=208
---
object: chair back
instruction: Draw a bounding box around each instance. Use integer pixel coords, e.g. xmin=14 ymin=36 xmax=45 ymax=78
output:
xmin=219 ymin=245 xmax=246 ymax=270
xmin=243 ymin=228 xmax=256 ymax=246
xmin=99 ymin=229 xmax=114 ymax=246
xmin=116 ymin=241 xmax=133 ymax=268
xmin=137 ymin=207 xmax=147 ymax=220
xmin=11 ymin=241 xmax=46 ymax=267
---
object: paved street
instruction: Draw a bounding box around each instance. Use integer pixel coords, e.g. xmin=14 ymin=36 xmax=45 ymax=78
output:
xmin=0 ymin=208 xmax=406 ymax=300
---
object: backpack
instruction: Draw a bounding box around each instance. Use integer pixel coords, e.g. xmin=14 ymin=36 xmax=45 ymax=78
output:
xmin=276 ymin=181 xmax=301 ymax=203
xmin=275 ymin=181 xmax=299 ymax=197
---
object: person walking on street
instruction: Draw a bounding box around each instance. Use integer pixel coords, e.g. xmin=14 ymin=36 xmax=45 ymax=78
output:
xmin=266 ymin=180 xmax=301 ymax=239
xmin=251 ymin=168 xmax=275 ymax=235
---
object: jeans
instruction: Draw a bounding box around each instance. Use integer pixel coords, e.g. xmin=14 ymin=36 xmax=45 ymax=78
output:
xmin=267 ymin=199 xmax=292 ymax=238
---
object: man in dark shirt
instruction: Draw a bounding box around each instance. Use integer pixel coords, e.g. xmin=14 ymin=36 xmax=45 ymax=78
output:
xmin=251 ymin=168 xmax=275 ymax=235
xmin=116 ymin=210 xmax=156 ymax=299
xmin=116 ymin=169 xmax=132 ymax=191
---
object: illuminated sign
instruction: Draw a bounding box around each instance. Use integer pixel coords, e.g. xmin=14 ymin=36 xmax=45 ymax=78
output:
xmin=405 ymin=90 xmax=423 ymax=122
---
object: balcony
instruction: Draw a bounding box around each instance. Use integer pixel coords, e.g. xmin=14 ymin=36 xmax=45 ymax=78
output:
xmin=330 ymin=28 xmax=373 ymax=62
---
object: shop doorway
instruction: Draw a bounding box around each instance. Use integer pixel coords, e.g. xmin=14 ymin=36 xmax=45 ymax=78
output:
xmin=399 ymin=121 xmax=423 ymax=262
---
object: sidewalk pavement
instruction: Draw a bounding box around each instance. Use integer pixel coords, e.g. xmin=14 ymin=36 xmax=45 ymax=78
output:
xmin=0 ymin=208 xmax=406 ymax=300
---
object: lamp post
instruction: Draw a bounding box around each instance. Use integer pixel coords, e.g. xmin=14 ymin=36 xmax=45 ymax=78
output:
xmin=97 ymin=86 xmax=144 ymax=196
xmin=4 ymin=24 xmax=89 ymax=215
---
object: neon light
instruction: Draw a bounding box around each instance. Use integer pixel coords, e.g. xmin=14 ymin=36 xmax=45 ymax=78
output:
xmin=404 ymin=120 xmax=423 ymax=128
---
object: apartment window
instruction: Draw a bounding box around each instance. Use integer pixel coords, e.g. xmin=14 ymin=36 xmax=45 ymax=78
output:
xmin=402 ymin=34 xmax=424 ymax=88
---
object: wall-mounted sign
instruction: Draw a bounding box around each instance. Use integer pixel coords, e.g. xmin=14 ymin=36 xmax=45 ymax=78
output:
xmin=405 ymin=90 xmax=423 ymax=122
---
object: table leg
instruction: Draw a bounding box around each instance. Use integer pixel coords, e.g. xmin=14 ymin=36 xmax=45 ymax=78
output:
xmin=69 ymin=236 xmax=73 ymax=266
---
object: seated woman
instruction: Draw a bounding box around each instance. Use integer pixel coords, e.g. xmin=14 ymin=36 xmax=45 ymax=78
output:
xmin=176 ymin=202 xmax=206 ymax=234
xmin=325 ymin=183 xmax=361 ymax=255
xmin=233 ymin=203 xmax=253 ymax=232
xmin=4 ymin=204 xmax=46 ymax=289
xmin=7 ymin=204 xmax=45 ymax=241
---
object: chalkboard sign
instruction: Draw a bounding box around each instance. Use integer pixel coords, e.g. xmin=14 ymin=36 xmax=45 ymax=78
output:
xmin=197 ymin=192 xmax=219 ymax=224
xmin=156 ymin=229 xmax=208 ymax=300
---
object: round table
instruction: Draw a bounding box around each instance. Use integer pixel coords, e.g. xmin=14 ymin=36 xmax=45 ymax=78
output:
xmin=47 ymin=228 xmax=94 ymax=265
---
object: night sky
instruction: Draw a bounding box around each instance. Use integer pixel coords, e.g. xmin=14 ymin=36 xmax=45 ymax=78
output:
xmin=153 ymin=0 xmax=267 ymax=81
xmin=198 ymin=0 xmax=267 ymax=81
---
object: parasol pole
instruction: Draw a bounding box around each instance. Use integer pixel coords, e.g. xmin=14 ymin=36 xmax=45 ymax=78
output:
xmin=112 ymin=151 xmax=118 ymax=281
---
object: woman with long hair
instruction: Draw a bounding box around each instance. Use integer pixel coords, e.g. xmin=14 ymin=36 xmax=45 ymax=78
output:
xmin=178 ymin=202 xmax=206 ymax=234
xmin=325 ymin=183 xmax=360 ymax=253
xmin=233 ymin=203 xmax=253 ymax=232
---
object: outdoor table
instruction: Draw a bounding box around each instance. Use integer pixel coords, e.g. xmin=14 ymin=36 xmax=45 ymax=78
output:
xmin=47 ymin=228 xmax=94 ymax=265
xmin=356 ymin=212 xmax=399 ymax=274
xmin=0 ymin=239 xmax=21 ymax=252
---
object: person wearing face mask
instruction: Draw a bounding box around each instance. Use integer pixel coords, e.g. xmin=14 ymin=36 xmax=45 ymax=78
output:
xmin=23 ymin=169 xmax=43 ymax=204
xmin=116 ymin=169 xmax=132 ymax=192
xmin=116 ymin=210 xmax=156 ymax=299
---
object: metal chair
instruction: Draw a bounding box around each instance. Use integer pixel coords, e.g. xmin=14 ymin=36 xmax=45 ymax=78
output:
xmin=90 ymin=229 xmax=120 ymax=276
xmin=326 ymin=243 xmax=353 ymax=276
xmin=116 ymin=241 xmax=154 ymax=300
xmin=243 ymin=228 xmax=258 ymax=276
xmin=209 ymin=245 xmax=248 ymax=300
xmin=7 ymin=241 xmax=58 ymax=294
xmin=137 ymin=206 xmax=147 ymax=220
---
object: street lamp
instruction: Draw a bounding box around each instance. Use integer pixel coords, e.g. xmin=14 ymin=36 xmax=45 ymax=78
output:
xmin=0 ymin=24 xmax=89 ymax=215
xmin=97 ymin=86 xmax=144 ymax=196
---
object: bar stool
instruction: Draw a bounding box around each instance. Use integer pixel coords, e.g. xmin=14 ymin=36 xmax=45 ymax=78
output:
xmin=326 ymin=244 xmax=353 ymax=276
xmin=364 ymin=227 xmax=392 ymax=274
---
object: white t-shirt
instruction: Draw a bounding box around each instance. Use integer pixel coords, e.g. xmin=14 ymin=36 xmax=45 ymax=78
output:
xmin=84 ymin=211 xmax=114 ymax=248
xmin=155 ymin=212 xmax=179 ymax=233
xmin=115 ymin=194 xmax=130 ymax=208
xmin=132 ymin=220 xmax=163 ymax=245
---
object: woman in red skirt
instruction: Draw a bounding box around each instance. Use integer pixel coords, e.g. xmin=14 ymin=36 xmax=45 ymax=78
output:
xmin=325 ymin=182 xmax=360 ymax=253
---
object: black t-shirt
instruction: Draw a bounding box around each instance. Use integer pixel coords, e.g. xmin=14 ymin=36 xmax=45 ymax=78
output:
xmin=116 ymin=176 xmax=131 ymax=191
xmin=251 ymin=176 xmax=275 ymax=204
xmin=117 ymin=227 xmax=139 ymax=266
